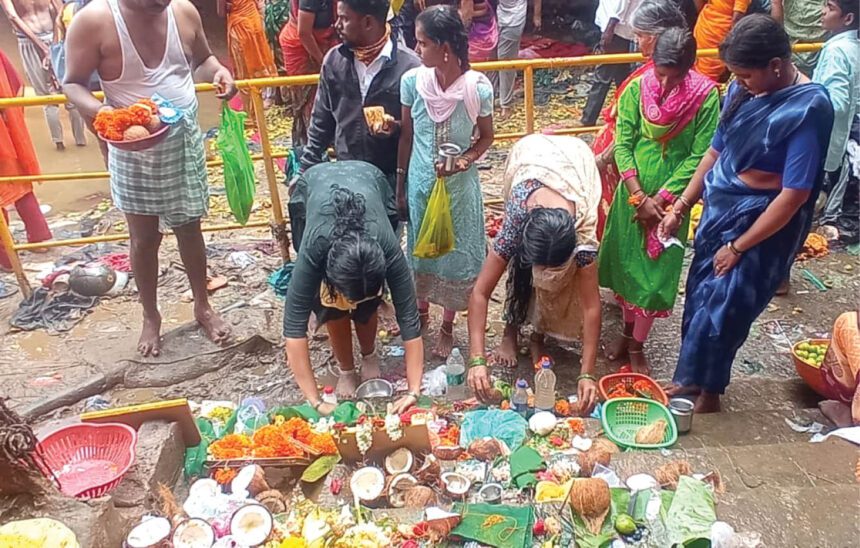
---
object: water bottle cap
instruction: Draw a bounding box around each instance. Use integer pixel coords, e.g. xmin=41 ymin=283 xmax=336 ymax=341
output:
xmin=451 ymin=348 xmax=461 ymax=357
xmin=516 ymin=379 xmax=528 ymax=388
xmin=323 ymin=386 xmax=334 ymax=394
xmin=541 ymin=362 xmax=552 ymax=369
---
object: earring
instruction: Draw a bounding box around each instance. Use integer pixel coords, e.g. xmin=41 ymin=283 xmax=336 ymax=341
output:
xmin=444 ymin=53 xmax=449 ymax=63
xmin=775 ymin=68 xmax=781 ymax=79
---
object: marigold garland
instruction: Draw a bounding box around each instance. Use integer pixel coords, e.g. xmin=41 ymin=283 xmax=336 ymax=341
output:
xmin=93 ymin=98 xmax=161 ymax=141
xmin=213 ymin=467 xmax=238 ymax=485
xmin=208 ymin=418 xmax=338 ymax=460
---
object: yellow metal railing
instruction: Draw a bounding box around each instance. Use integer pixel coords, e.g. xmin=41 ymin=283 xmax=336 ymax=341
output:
xmin=0 ymin=44 xmax=823 ymax=296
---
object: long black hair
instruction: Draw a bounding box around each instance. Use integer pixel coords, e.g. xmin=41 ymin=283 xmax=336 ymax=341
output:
xmin=652 ymin=27 xmax=697 ymax=73
xmin=416 ymin=5 xmax=471 ymax=72
xmin=324 ymin=186 xmax=386 ymax=302
xmin=507 ymin=208 xmax=577 ymax=325
xmin=718 ymin=15 xmax=791 ymax=127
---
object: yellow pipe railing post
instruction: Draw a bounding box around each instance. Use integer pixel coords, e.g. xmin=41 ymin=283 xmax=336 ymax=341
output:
xmin=524 ymin=66 xmax=535 ymax=134
xmin=0 ymin=207 xmax=31 ymax=298
xmin=250 ymin=88 xmax=291 ymax=263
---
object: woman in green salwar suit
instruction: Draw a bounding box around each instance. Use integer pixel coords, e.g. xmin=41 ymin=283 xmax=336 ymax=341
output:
xmin=598 ymin=28 xmax=720 ymax=373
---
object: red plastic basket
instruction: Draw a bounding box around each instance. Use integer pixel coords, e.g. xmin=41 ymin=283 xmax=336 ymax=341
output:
xmin=37 ymin=422 xmax=137 ymax=499
xmin=598 ymin=373 xmax=669 ymax=406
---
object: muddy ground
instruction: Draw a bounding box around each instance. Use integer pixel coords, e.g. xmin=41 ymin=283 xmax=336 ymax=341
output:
xmin=2 ymin=128 xmax=858 ymax=427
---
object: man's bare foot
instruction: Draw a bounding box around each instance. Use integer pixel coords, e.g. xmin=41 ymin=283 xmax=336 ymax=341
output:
xmin=664 ymin=383 xmax=702 ymax=397
xmin=819 ymin=400 xmax=853 ymax=428
xmin=493 ymin=324 xmax=519 ymax=368
xmin=360 ymin=352 xmax=381 ymax=382
xmin=628 ymin=347 xmax=651 ymax=375
xmin=378 ymin=301 xmax=400 ymax=337
xmin=419 ymin=310 xmax=431 ymax=334
xmin=605 ymin=333 xmax=631 ymax=361
xmin=138 ymin=313 xmax=162 ymax=357
xmin=434 ymin=322 xmax=455 ymax=358
xmin=694 ymin=392 xmax=721 ymax=413
xmin=529 ymin=333 xmax=547 ymax=365
xmin=498 ymin=107 xmax=512 ymax=120
xmin=195 ymin=305 xmax=230 ymax=345
xmin=336 ymin=369 xmax=360 ymax=398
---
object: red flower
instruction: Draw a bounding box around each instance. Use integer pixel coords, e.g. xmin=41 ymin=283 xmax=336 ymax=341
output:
xmin=549 ymin=436 xmax=565 ymax=447
xmin=533 ymin=519 xmax=546 ymax=536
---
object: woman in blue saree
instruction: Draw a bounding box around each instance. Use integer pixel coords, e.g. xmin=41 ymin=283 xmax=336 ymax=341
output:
xmin=658 ymin=15 xmax=835 ymax=413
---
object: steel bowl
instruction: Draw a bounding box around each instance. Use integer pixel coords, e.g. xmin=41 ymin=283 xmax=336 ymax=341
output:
xmin=355 ymin=378 xmax=393 ymax=399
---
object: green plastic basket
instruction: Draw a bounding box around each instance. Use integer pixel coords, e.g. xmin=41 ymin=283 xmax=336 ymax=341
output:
xmin=600 ymin=397 xmax=678 ymax=449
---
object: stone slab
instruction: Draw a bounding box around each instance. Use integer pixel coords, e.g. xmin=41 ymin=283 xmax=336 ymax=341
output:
xmin=111 ymin=421 xmax=185 ymax=508
xmin=717 ymin=484 xmax=860 ymax=547
xmin=674 ymin=408 xmax=826 ymax=450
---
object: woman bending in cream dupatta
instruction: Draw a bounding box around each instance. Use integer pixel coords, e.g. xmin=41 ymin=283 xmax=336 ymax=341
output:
xmin=466 ymin=134 xmax=602 ymax=416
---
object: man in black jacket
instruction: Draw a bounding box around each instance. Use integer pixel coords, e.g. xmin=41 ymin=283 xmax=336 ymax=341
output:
xmin=300 ymin=0 xmax=420 ymax=185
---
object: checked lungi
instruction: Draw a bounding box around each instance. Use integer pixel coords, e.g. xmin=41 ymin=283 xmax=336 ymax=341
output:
xmin=108 ymin=107 xmax=208 ymax=229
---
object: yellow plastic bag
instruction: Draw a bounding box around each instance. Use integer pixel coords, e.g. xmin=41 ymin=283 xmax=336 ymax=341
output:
xmin=413 ymin=177 xmax=455 ymax=259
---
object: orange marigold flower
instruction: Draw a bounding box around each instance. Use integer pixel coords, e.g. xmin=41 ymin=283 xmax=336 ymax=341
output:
xmin=213 ymin=467 xmax=238 ymax=484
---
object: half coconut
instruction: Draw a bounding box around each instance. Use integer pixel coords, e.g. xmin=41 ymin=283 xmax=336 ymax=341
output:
xmin=230 ymin=504 xmax=273 ymax=547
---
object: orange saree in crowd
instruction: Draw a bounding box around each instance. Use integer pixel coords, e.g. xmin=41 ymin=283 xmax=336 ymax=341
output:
xmin=693 ymin=0 xmax=751 ymax=81
xmin=0 ymin=48 xmax=51 ymax=270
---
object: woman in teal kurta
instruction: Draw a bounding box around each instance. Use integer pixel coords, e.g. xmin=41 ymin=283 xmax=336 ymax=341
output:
xmin=598 ymin=28 xmax=719 ymax=373
xmin=397 ymin=5 xmax=495 ymax=357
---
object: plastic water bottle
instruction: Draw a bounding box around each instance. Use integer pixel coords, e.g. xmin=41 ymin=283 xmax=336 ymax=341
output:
xmin=322 ymin=386 xmax=338 ymax=406
xmin=445 ymin=348 xmax=467 ymax=400
xmin=512 ymin=379 xmax=529 ymax=417
xmin=534 ymin=356 xmax=557 ymax=412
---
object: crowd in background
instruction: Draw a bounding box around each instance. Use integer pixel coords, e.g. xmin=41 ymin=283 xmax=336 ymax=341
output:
xmin=0 ymin=0 xmax=857 ymax=420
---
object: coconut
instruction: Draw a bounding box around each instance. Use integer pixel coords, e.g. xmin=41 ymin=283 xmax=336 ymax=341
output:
xmin=386 ymin=473 xmax=418 ymax=507
xmin=172 ymin=518 xmax=215 ymax=548
xmin=232 ymin=465 xmax=270 ymax=497
xmin=433 ymin=445 xmax=464 ymax=461
xmin=350 ymin=466 xmax=385 ymax=502
xmin=468 ymin=438 xmax=502 ymax=462
xmin=230 ymin=504 xmax=273 ymax=546
xmin=634 ymin=419 xmax=668 ymax=445
xmin=123 ymin=125 xmax=151 ymax=141
xmin=529 ymin=412 xmax=558 ymax=436
xmin=591 ymin=437 xmax=620 ymax=455
xmin=384 ymin=447 xmax=414 ymax=475
xmin=126 ymin=516 xmax=172 ymax=548
xmin=415 ymin=454 xmax=441 ymax=484
xmin=145 ymin=116 xmax=163 ymax=133
xmin=255 ymin=489 xmax=287 ymax=514
xmin=424 ymin=507 xmax=461 ymax=542
xmin=402 ymin=485 xmax=438 ymax=508
xmin=569 ymin=478 xmax=611 ymax=534
xmin=577 ymin=448 xmax=611 ymax=477
xmin=654 ymin=460 xmax=693 ymax=490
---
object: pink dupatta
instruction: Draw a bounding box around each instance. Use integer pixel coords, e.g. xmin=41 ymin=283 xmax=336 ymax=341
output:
xmin=639 ymin=68 xmax=717 ymax=143
xmin=415 ymin=66 xmax=491 ymax=124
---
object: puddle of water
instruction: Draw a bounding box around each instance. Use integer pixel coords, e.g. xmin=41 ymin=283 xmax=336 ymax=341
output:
xmin=16 ymin=330 xmax=60 ymax=361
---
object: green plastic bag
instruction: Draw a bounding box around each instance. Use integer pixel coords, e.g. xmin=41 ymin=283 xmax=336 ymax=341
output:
xmin=413 ymin=177 xmax=455 ymax=259
xmin=217 ymin=104 xmax=256 ymax=225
